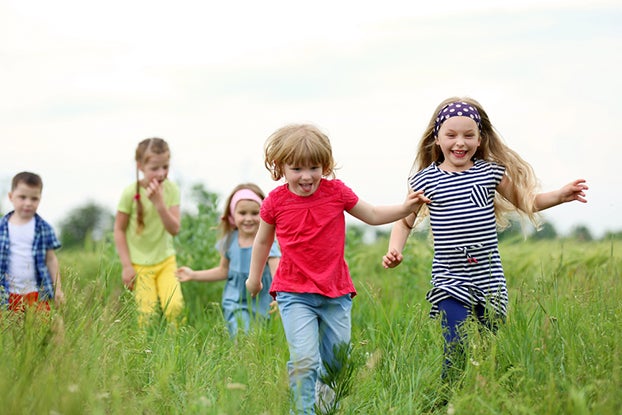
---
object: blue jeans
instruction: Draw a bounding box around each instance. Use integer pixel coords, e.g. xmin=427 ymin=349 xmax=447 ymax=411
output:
xmin=276 ymin=292 xmax=352 ymax=415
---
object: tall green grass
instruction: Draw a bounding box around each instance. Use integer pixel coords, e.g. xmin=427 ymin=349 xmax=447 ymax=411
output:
xmin=1 ymin=236 xmax=620 ymax=414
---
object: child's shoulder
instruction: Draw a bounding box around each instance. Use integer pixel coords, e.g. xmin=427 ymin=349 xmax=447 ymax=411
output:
xmin=163 ymin=179 xmax=179 ymax=190
xmin=33 ymin=213 xmax=54 ymax=228
xmin=473 ymin=159 xmax=505 ymax=174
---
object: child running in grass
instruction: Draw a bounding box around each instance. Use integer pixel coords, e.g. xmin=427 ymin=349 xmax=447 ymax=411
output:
xmin=0 ymin=172 xmax=63 ymax=312
xmin=382 ymin=97 xmax=588 ymax=379
xmin=246 ymin=124 xmax=422 ymax=414
xmin=176 ymin=183 xmax=280 ymax=338
xmin=113 ymin=138 xmax=184 ymax=326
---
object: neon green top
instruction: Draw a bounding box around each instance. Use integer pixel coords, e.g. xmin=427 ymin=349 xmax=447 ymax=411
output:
xmin=117 ymin=180 xmax=180 ymax=265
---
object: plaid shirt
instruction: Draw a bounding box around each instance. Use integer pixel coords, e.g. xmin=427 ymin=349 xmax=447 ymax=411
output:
xmin=0 ymin=211 xmax=61 ymax=305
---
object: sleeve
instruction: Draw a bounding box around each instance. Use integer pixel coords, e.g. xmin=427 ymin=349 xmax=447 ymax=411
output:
xmin=164 ymin=180 xmax=181 ymax=207
xmin=42 ymin=220 xmax=62 ymax=251
xmin=117 ymin=184 xmax=134 ymax=214
xmin=260 ymin=193 xmax=276 ymax=225
xmin=409 ymin=169 xmax=428 ymax=193
xmin=335 ymin=179 xmax=359 ymax=210
xmin=491 ymin=162 xmax=506 ymax=186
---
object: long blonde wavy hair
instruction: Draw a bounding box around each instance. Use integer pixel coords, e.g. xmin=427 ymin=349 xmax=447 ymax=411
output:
xmin=411 ymin=96 xmax=541 ymax=230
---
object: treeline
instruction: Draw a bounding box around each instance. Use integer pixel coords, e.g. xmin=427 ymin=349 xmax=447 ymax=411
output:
xmin=38 ymin=183 xmax=620 ymax=250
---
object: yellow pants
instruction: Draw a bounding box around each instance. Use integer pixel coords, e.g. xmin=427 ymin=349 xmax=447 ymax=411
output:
xmin=133 ymin=255 xmax=184 ymax=325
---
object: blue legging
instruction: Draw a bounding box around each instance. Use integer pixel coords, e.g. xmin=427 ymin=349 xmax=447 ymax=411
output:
xmin=437 ymin=297 xmax=499 ymax=375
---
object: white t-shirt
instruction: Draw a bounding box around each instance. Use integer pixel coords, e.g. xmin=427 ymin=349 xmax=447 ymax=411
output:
xmin=8 ymin=218 xmax=37 ymax=294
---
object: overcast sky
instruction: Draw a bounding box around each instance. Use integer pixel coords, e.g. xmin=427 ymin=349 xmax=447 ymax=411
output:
xmin=1 ymin=0 xmax=620 ymax=237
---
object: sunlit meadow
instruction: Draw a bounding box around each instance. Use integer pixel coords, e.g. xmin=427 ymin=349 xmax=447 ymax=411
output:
xmin=1 ymin=192 xmax=620 ymax=414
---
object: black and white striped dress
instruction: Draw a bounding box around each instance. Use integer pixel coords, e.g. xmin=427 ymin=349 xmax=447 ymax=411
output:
xmin=409 ymin=159 xmax=509 ymax=318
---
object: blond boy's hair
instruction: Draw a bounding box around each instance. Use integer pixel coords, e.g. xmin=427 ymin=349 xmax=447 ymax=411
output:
xmin=264 ymin=124 xmax=336 ymax=181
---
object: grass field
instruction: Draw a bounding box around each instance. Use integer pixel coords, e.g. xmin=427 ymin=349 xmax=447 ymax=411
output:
xmin=0 ymin=235 xmax=620 ymax=415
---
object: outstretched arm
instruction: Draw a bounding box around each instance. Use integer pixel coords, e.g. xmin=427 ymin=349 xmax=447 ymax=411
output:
xmin=498 ymin=176 xmax=588 ymax=212
xmin=348 ymin=190 xmax=430 ymax=226
xmin=176 ymin=256 xmax=229 ymax=283
xmin=533 ymin=179 xmax=588 ymax=211
xmin=246 ymin=220 xmax=276 ymax=297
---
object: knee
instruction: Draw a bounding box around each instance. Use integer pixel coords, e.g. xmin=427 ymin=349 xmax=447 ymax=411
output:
xmin=289 ymin=355 xmax=319 ymax=378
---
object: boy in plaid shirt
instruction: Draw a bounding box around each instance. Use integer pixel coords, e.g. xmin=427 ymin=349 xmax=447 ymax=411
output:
xmin=0 ymin=172 xmax=63 ymax=311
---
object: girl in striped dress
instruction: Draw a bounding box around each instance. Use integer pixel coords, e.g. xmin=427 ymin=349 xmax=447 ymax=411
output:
xmin=382 ymin=97 xmax=588 ymax=376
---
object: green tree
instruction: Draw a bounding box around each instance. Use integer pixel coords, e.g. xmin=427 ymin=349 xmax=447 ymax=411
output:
xmin=530 ymin=221 xmax=558 ymax=240
xmin=570 ymin=224 xmax=593 ymax=241
xmin=175 ymin=183 xmax=221 ymax=269
xmin=59 ymin=201 xmax=114 ymax=249
xmin=498 ymin=218 xmax=523 ymax=241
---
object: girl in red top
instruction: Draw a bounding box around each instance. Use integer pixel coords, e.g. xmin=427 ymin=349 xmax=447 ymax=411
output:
xmin=246 ymin=124 xmax=424 ymax=414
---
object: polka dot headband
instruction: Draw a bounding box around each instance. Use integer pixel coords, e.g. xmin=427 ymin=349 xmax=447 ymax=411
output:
xmin=433 ymin=101 xmax=482 ymax=138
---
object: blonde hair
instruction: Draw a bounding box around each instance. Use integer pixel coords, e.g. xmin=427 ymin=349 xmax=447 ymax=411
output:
xmin=134 ymin=137 xmax=170 ymax=234
xmin=411 ymin=97 xmax=540 ymax=229
xmin=264 ymin=124 xmax=336 ymax=181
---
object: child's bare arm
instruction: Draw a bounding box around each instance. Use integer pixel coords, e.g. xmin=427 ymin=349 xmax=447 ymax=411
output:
xmin=498 ymin=176 xmax=588 ymax=212
xmin=113 ymin=211 xmax=136 ymax=290
xmin=46 ymin=249 xmax=63 ymax=304
xmin=534 ymin=179 xmax=588 ymax=211
xmin=246 ymin=220 xmax=275 ymax=297
xmin=176 ymin=256 xmax=229 ymax=282
xmin=383 ymin=211 xmax=418 ymax=269
xmin=348 ymin=190 xmax=430 ymax=226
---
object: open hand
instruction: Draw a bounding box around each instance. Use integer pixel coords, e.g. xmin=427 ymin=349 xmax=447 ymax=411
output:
xmin=175 ymin=266 xmax=194 ymax=282
xmin=560 ymin=179 xmax=588 ymax=204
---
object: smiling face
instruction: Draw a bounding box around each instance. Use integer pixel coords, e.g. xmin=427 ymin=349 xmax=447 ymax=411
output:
xmin=435 ymin=116 xmax=481 ymax=172
xmin=232 ymin=199 xmax=261 ymax=238
xmin=8 ymin=182 xmax=42 ymax=223
xmin=138 ymin=151 xmax=170 ymax=185
xmin=284 ymin=163 xmax=323 ymax=196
